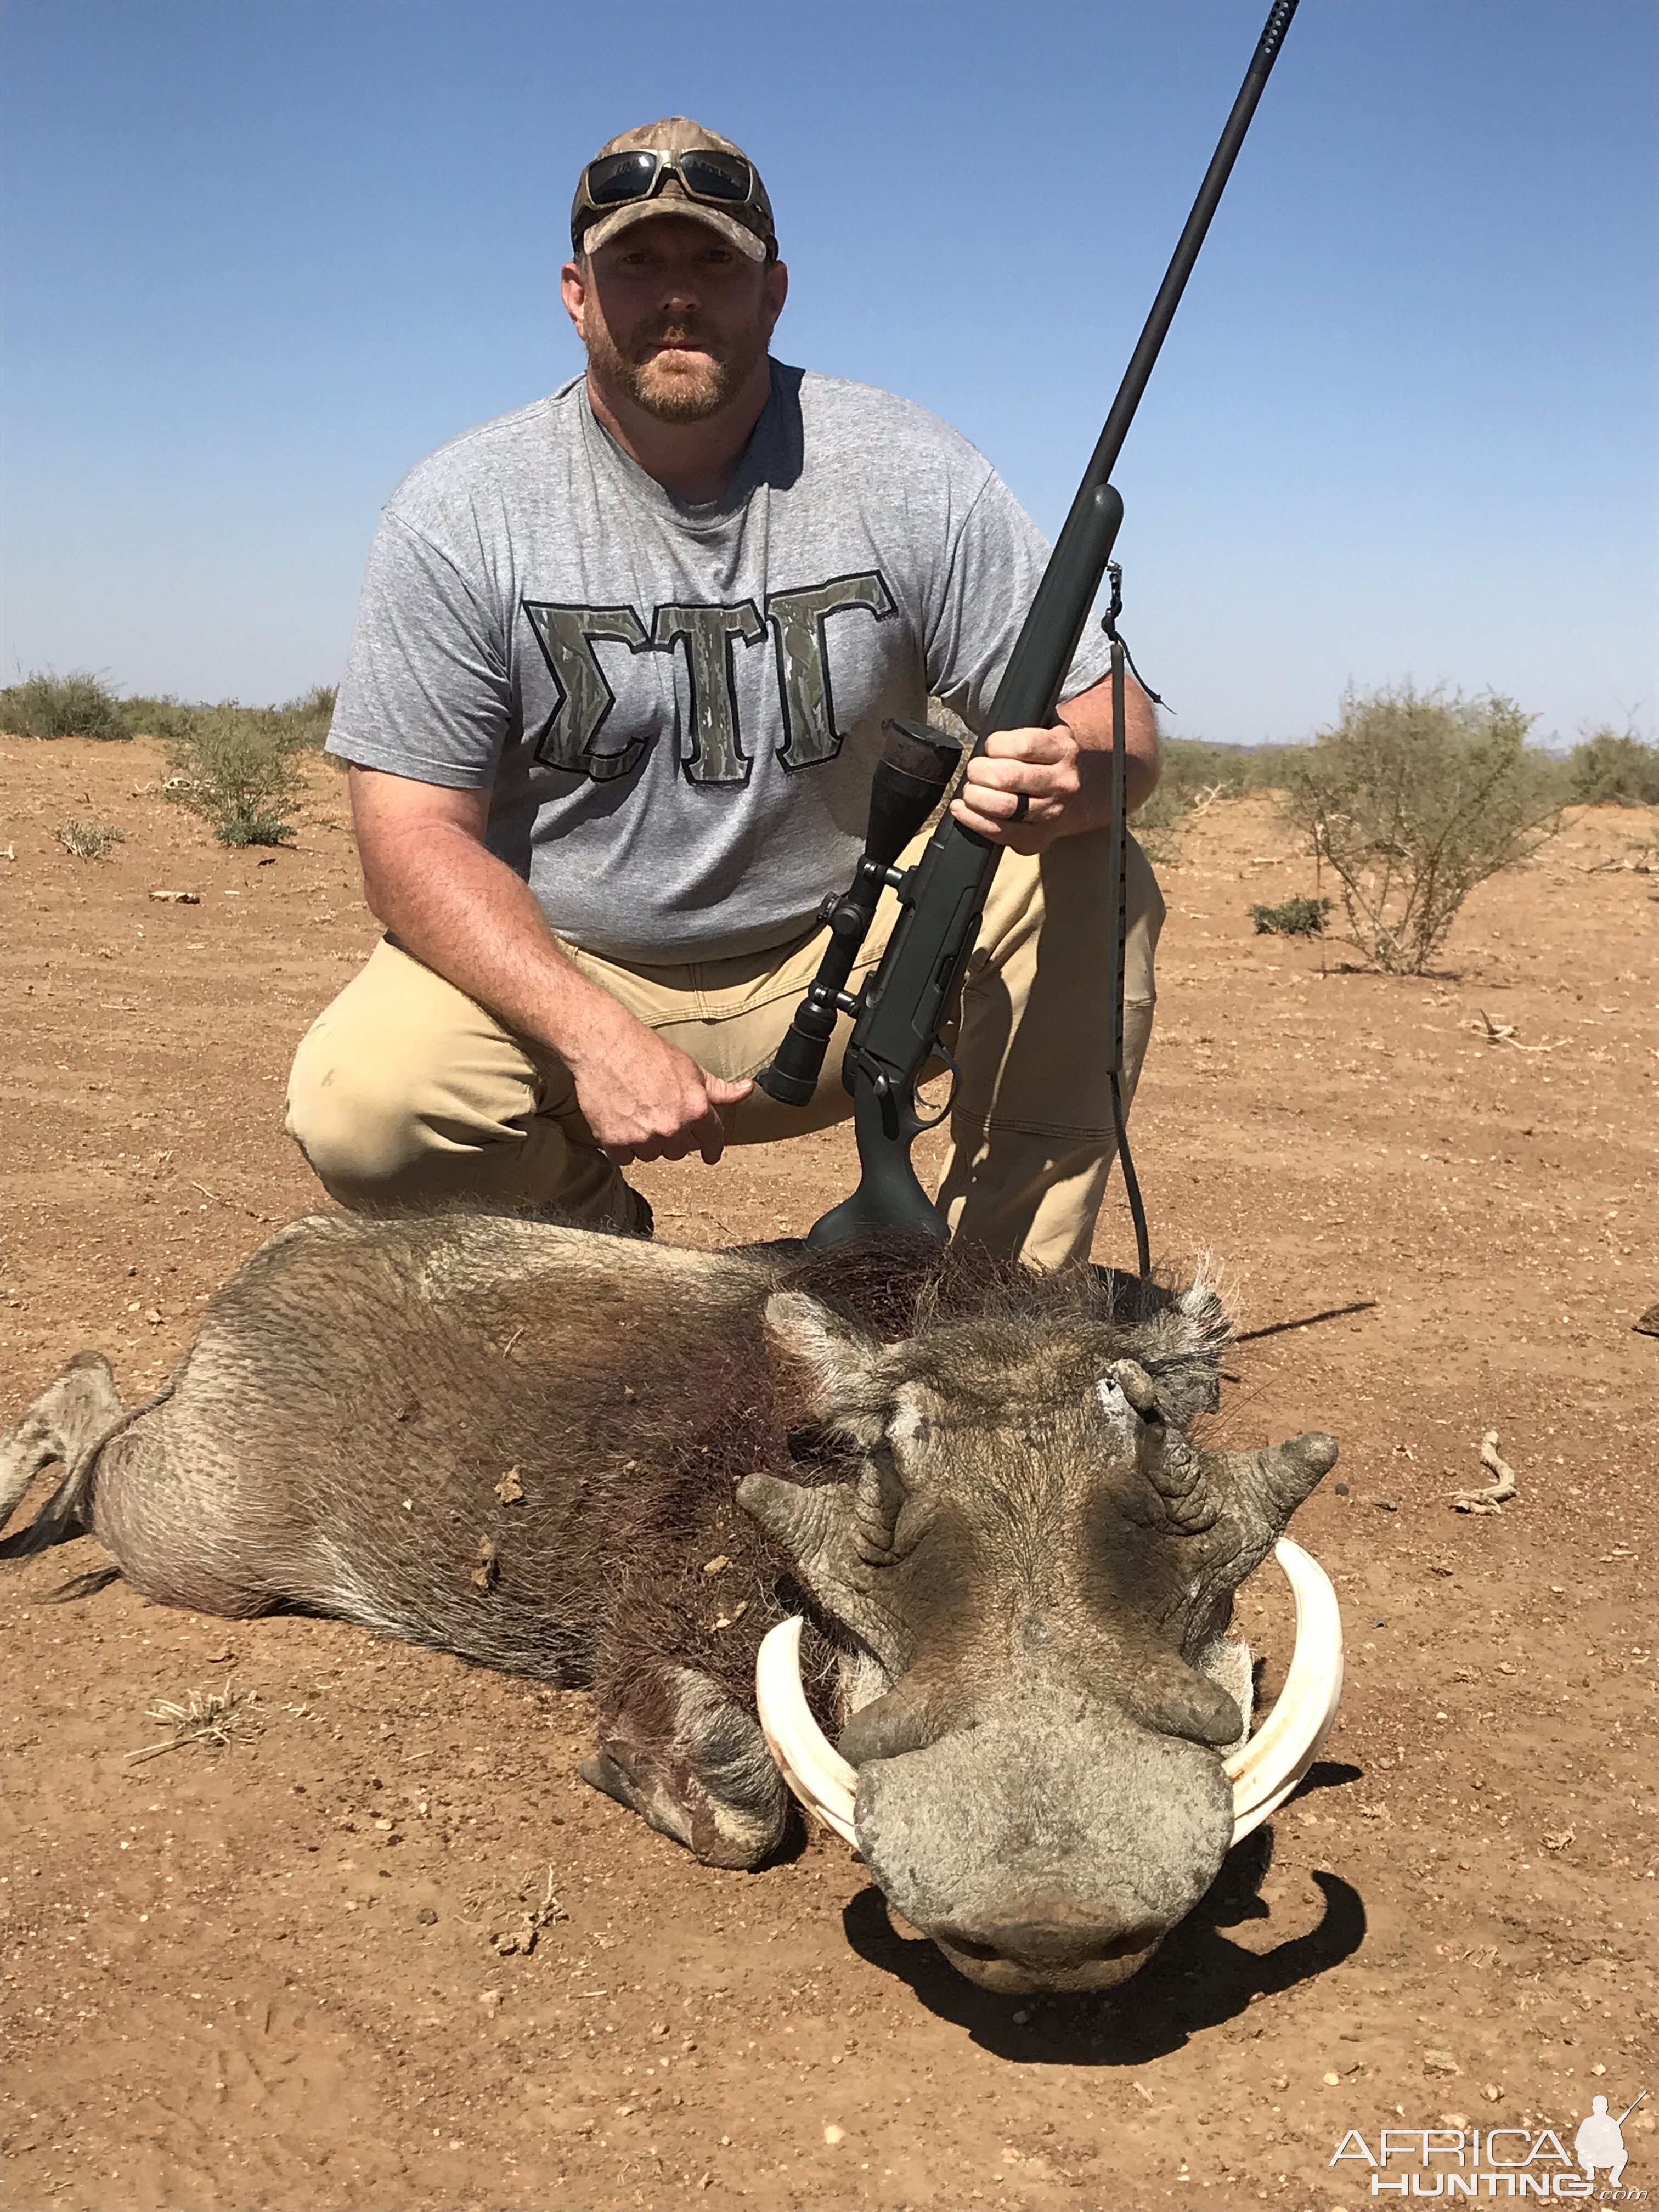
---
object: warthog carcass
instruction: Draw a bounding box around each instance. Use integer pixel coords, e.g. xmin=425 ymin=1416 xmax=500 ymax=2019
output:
xmin=1 ymin=1210 xmax=1341 ymax=1994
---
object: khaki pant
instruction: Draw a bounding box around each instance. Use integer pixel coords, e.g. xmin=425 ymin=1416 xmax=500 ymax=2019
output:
xmin=285 ymin=827 xmax=1163 ymax=1271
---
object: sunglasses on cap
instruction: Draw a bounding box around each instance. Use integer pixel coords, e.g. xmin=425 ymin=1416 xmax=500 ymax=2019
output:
xmin=573 ymin=148 xmax=772 ymax=251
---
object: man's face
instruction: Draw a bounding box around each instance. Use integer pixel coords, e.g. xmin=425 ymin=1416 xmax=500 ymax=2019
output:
xmin=563 ymin=215 xmax=788 ymax=425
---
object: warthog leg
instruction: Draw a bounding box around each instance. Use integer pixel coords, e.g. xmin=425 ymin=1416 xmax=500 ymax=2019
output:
xmin=584 ymin=1662 xmax=792 ymax=1871
xmin=0 ymin=1352 xmax=125 ymax=1554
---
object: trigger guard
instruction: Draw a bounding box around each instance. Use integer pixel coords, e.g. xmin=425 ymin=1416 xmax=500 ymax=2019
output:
xmin=912 ymin=1046 xmax=958 ymax=1132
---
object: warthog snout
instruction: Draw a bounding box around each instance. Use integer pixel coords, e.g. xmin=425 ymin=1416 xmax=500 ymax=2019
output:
xmin=849 ymin=1704 xmax=1238 ymax=1994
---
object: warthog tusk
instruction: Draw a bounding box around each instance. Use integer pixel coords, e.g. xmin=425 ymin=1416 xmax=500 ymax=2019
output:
xmin=1223 ymin=1537 xmax=1345 ymax=1843
xmin=754 ymin=1616 xmax=858 ymax=1846
xmin=755 ymin=1537 xmax=1343 ymax=1851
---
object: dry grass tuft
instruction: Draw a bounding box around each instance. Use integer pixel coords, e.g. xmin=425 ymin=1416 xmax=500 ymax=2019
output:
xmin=126 ymin=1679 xmax=261 ymax=1763
xmin=55 ymin=818 xmax=126 ymax=860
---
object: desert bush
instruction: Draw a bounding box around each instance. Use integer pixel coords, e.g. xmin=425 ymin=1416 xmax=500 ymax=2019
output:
xmin=1566 ymin=727 xmax=1659 ymax=808
xmin=1138 ymin=744 xmax=1245 ymax=857
xmin=1244 ymin=743 xmax=1312 ymax=791
xmin=1283 ymin=685 xmax=1561 ymax=975
xmin=1128 ymin=774 xmax=1197 ymax=862
xmin=1251 ymin=894 xmax=1331 ymax=938
xmin=0 ymin=670 xmax=131 ymax=741
xmin=1124 ymin=742 xmax=1229 ymax=862
xmin=1159 ymin=738 xmax=1249 ymax=799
xmin=279 ymin=684 xmax=337 ymax=750
xmin=55 ymin=818 xmax=126 ymax=860
xmin=1161 ymin=736 xmax=1303 ymax=797
xmin=165 ymin=705 xmax=305 ymax=847
xmin=125 ymin=694 xmax=205 ymax=742
xmin=130 ymin=682 xmax=336 ymax=749
xmin=1131 ymin=736 xmax=1309 ymax=862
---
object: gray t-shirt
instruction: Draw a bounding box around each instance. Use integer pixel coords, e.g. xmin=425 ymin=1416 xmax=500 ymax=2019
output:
xmin=329 ymin=363 xmax=1110 ymax=962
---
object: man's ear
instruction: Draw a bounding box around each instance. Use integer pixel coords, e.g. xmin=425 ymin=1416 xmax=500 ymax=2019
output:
xmin=560 ymin=257 xmax=589 ymax=335
xmin=763 ymin=257 xmax=789 ymax=329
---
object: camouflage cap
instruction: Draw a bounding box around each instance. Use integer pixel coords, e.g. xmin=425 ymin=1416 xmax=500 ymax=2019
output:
xmin=571 ymin=117 xmax=777 ymax=264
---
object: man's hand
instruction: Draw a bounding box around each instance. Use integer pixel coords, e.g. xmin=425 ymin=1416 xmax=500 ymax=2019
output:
xmin=950 ymin=723 xmax=1084 ymax=852
xmin=561 ymin=996 xmax=752 ymax=1166
xmin=949 ymin=671 xmax=1161 ymax=852
xmin=349 ymin=766 xmax=751 ymax=1165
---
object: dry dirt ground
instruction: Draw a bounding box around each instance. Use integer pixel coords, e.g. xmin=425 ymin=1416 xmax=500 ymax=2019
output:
xmin=2 ymin=735 xmax=1655 ymax=2212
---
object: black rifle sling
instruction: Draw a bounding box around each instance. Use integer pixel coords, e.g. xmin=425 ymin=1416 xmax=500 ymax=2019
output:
xmin=1105 ymin=631 xmax=1151 ymax=1279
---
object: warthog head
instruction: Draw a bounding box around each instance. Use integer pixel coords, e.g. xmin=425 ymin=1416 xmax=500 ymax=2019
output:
xmin=740 ymin=1285 xmax=1339 ymax=1994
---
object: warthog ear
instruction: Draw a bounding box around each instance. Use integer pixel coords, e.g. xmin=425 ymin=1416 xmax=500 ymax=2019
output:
xmin=764 ymin=1292 xmax=883 ymax=1430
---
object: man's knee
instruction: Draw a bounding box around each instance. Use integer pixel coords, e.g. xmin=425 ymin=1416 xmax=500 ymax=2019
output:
xmin=286 ymin=1030 xmax=433 ymax=1199
xmin=285 ymin=1013 xmax=536 ymax=1204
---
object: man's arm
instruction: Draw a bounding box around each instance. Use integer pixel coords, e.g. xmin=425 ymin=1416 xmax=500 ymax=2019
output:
xmin=348 ymin=767 xmax=751 ymax=1164
xmin=949 ymin=671 xmax=1160 ymax=850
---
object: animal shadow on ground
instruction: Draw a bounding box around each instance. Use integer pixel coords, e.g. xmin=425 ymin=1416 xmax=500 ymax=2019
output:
xmin=842 ymin=1761 xmax=1367 ymax=2063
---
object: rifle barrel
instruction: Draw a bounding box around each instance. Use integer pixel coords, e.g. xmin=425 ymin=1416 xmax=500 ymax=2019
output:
xmin=979 ymin=0 xmax=1300 ymax=746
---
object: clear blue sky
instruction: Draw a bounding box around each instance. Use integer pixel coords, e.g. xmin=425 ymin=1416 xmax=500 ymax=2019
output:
xmin=2 ymin=0 xmax=1654 ymax=747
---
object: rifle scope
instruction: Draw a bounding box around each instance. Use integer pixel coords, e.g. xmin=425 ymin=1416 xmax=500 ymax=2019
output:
xmin=758 ymin=719 xmax=962 ymax=1107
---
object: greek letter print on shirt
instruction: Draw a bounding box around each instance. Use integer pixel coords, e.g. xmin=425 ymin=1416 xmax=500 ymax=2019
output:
xmin=521 ymin=571 xmax=896 ymax=787
xmin=328 ymin=370 xmax=1113 ymax=960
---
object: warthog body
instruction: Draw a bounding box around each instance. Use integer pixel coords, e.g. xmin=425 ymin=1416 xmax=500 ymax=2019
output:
xmin=2 ymin=1210 xmax=1337 ymax=1993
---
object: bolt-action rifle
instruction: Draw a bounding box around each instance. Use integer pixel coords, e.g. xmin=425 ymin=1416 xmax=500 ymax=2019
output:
xmin=757 ymin=0 xmax=1301 ymax=1257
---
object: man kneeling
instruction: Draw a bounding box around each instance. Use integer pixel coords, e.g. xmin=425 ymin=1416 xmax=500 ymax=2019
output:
xmin=286 ymin=117 xmax=1163 ymax=1271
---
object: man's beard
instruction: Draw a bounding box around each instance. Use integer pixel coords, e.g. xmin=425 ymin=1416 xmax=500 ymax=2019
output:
xmin=586 ymin=311 xmax=770 ymax=425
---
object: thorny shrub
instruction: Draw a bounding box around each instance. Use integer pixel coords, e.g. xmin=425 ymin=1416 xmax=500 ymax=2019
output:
xmin=1566 ymin=727 xmax=1659 ymax=808
xmin=0 ymin=670 xmax=131 ymax=741
xmin=132 ymin=684 xmax=336 ymax=752
xmin=1283 ymin=685 xmax=1561 ymax=975
xmin=164 ymin=706 xmax=308 ymax=847
xmin=1124 ymin=738 xmax=1305 ymax=865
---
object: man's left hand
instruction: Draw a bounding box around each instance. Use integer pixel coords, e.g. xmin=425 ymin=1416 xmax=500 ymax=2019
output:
xmin=947 ymin=672 xmax=1161 ymax=849
xmin=949 ymin=723 xmax=1085 ymax=853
